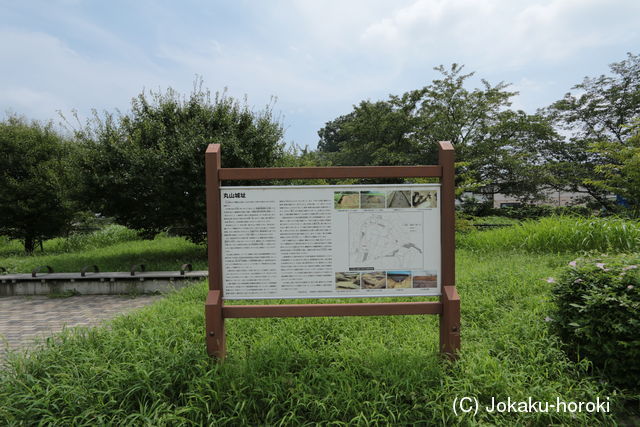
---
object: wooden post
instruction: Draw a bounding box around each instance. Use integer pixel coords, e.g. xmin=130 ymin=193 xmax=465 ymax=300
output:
xmin=204 ymin=142 xmax=460 ymax=361
xmin=438 ymin=141 xmax=461 ymax=359
xmin=204 ymin=144 xmax=226 ymax=359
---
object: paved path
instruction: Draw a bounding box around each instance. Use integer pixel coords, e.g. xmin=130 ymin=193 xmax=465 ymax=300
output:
xmin=0 ymin=295 xmax=163 ymax=359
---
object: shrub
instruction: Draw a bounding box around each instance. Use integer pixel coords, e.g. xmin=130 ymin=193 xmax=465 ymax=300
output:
xmin=550 ymin=254 xmax=640 ymax=388
xmin=460 ymin=201 xmax=592 ymax=219
xmin=459 ymin=198 xmax=496 ymax=217
xmin=499 ymin=204 xmax=592 ymax=220
xmin=455 ymin=212 xmax=475 ymax=234
xmin=47 ymin=225 xmax=141 ymax=253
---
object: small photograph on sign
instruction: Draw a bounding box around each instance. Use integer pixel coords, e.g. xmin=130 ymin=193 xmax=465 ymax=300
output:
xmin=387 ymin=271 xmax=412 ymax=288
xmin=335 ymin=272 xmax=361 ymax=290
xmin=361 ymin=272 xmax=387 ymax=289
xmin=411 ymin=190 xmax=438 ymax=208
xmin=334 ymin=192 xmax=360 ymax=209
xmin=360 ymin=191 xmax=385 ymax=209
xmin=386 ymin=190 xmax=411 ymax=208
xmin=412 ymin=271 xmax=437 ymax=288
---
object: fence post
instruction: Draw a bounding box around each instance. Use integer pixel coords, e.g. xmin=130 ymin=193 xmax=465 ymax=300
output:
xmin=205 ymin=144 xmax=226 ymax=359
xmin=438 ymin=141 xmax=461 ymax=359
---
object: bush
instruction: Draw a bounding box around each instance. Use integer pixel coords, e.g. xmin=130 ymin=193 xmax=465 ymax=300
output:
xmin=47 ymin=225 xmax=141 ymax=253
xmin=498 ymin=204 xmax=592 ymax=220
xmin=455 ymin=212 xmax=475 ymax=234
xmin=460 ymin=200 xmax=592 ymax=220
xmin=550 ymin=254 xmax=640 ymax=388
xmin=459 ymin=198 xmax=495 ymax=217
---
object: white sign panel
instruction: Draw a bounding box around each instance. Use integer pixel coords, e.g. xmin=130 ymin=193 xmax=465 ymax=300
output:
xmin=221 ymin=184 xmax=440 ymax=299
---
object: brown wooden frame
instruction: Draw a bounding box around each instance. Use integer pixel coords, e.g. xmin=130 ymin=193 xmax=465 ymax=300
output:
xmin=205 ymin=142 xmax=460 ymax=359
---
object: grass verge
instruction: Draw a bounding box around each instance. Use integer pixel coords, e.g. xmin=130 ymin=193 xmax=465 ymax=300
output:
xmin=0 ymin=235 xmax=206 ymax=274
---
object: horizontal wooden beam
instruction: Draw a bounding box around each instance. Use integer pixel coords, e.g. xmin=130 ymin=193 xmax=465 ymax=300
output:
xmin=218 ymin=165 xmax=442 ymax=181
xmin=222 ymin=301 xmax=442 ymax=318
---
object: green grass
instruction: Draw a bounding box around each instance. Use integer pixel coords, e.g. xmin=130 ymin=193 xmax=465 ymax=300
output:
xmin=467 ymin=216 xmax=521 ymax=226
xmin=459 ymin=215 xmax=640 ymax=254
xmin=1 ymin=219 xmax=638 ymax=423
xmin=0 ymin=225 xmax=141 ymax=257
xmin=0 ymin=232 xmax=206 ymax=274
xmin=1 ymin=250 xmax=634 ymax=425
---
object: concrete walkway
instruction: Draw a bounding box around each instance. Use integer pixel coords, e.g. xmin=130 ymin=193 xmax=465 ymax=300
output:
xmin=0 ymin=295 xmax=163 ymax=360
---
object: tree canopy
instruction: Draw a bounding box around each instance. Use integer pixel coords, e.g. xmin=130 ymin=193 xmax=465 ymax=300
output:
xmin=546 ymin=53 xmax=640 ymax=208
xmin=0 ymin=116 xmax=76 ymax=253
xmin=74 ymin=81 xmax=286 ymax=242
xmin=317 ymin=64 xmax=559 ymax=201
xmin=587 ymin=122 xmax=640 ymax=215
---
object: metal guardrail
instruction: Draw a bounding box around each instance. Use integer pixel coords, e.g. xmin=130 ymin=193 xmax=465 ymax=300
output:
xmin=130 ymin=264 xmax=146 ymax=276
xmin=81 ymin=265 xmax=100 ymax=277
xmin=32 ymin=265 xmax=54 ymax=277
xmin=472 ymin=223 xmax=515 ymax=229
xmin=180 ymin=263 xmax=192 ymax=275
xmin=0 ymin=263 xmax=207 ymax=284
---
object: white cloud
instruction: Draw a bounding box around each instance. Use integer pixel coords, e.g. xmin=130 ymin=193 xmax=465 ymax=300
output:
xmin=360 ymin=0 xmax=640 ymax=68
xmin=1 ymin=0 xmax=639 ymax=146
xmin=0 ymin=28 xmax=164 ymax=123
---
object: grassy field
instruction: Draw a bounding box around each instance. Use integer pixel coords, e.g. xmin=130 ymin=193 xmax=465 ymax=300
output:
xmin=0 ymin=226 xmax=207 ymax=273
xmin=0 ymin=222 xmax=638 ymax=424
xmin=459 ymin=216 xmax=640 ymax=254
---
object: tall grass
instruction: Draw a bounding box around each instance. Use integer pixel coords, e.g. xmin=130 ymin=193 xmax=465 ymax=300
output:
xmin=0 ymin=251 xmax=630 ymax=425
xmin=47 ymin=225 xmax=141 ymax=253
xmin=459 ymin=216 xmax=640 ymax=253
xmin=0 ymin=225 xmax=141 ymax=257
xmin=0 ymin=234 xmax=206 ymax=274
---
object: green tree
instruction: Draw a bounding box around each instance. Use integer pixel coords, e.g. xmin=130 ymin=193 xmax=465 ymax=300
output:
xmin=587 ymin=123 xmax=640 ymax=215
xmin=0 ymin=116 xmax=75 ymax=253
xmin=317 ymin=64 xmax=559 ymax=201
xmin=317 ymin=100 xmax=419 ymax=167
xmin=546 ymin=53 xmax=640 ymax=208
xmin=73 ymin=81 xmax=285 ymax=242
xmin=468 ymin=110 xmax=559 ymax=203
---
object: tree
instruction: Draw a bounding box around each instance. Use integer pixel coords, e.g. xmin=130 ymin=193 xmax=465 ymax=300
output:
xmin=467 ymin=110 xmax=559 ymax=203
xmin=317 ymin=64 xmax=559 ymax=201
xmin=0 ymin=116 xmax=75 ymax=253
xmin=73 ymin=81 xmax=285 ymax=242
xmin=317 ymin=100 xmax=419 ymax=167
xmin=587 ymin=123 xmax=640 ymax=215
xmin=546 ymin=53 xmax=640 ymax=208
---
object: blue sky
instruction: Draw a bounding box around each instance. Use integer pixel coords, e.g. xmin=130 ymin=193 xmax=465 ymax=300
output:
xmin=1 ymin=0 xmax=639 ymax=148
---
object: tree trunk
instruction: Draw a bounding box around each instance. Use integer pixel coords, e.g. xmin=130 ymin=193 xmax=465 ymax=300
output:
xmin=24 ymin=236 xmax=35 ymax=254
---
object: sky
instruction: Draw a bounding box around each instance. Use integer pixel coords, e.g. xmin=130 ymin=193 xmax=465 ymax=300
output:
xmin=1 ymin=0 xmax=639 ymax=149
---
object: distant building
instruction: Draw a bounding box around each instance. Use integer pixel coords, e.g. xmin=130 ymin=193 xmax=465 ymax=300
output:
xmin=460 ymin=188 xmax=588 ymax=208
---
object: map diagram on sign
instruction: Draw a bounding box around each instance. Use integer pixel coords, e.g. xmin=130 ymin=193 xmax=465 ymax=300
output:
xmin=349 ymin=212 xmax=424 ymax=270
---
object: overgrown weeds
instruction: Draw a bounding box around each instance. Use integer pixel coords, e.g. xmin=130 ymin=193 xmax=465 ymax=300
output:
xmin=0 ymin=234 xmax=206 ymax=274
xmin=459 ymin=216 xmax=640 ymax=253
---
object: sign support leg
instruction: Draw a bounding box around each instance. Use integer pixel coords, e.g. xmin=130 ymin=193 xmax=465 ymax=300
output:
xmin=439 ymin=285 xmax=460 ymax=358
xmin=438 ymin=141 xmax=460 ymax=359
xmin=205 ymin=290 xmax=226 ymax=359
xmin=205 ymin=144 xmax=226 ymax=360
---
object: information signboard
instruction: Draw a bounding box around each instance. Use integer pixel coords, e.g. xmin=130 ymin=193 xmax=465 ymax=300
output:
xmin=204 ymin=141 xmax=460 ymax=361
xmin=221 ymin=184 xmax=441 ymax=299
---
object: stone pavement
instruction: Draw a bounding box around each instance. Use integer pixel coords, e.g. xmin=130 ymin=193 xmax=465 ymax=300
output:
xmin=0 ymin=295 xmax=163 ymax=360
